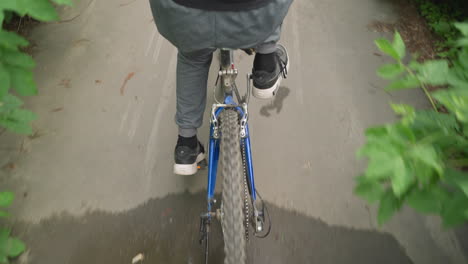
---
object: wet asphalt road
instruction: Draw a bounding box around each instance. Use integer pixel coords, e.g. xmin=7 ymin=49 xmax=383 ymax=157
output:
xmin=15 ymin=192 xmax=413 ymax=264
xmin=1 ymin=0 xmax=467 ymax=263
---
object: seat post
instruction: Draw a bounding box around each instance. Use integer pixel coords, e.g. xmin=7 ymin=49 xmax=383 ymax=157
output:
xmin=220 ymin=49 xmax=233 ymax=70
xmin=219 ymin=49 xmax=237 ymax=96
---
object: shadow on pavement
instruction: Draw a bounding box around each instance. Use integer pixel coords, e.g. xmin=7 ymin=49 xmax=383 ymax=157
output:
xmin=14 ymin=192 xmax=412 ymax=264
xmin=260 ymin=86 xmax=290 ymax=117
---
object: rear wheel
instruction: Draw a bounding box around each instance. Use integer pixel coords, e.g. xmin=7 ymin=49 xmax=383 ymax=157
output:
xmin=219 ymin=109 xmax=247 ymax=264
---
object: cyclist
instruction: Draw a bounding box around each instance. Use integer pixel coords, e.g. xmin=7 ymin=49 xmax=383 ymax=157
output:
xmin=149 ymin=0 xmax=293 ymax=175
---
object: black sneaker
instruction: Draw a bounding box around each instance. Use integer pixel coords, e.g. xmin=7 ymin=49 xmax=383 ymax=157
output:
xmin=174 ymin=137 xmax=206 ymax=175
xmin=252 ymin=44 xmax=289 ymax=99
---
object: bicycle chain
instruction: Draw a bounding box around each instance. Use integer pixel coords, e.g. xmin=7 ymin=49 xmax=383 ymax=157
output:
xmin=241 ymin=142 xmax=250 ymax=241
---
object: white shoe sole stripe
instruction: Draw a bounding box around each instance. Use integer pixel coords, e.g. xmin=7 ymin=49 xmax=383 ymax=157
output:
xmin=173 ymin=152 xmax=205 ymax=176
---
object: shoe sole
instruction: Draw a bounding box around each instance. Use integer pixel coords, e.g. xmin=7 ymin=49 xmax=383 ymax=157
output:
xmin=173 ymin=152 xmax=206 ymax=176
xmin=252 ymin=47 xmax=290 ymax=99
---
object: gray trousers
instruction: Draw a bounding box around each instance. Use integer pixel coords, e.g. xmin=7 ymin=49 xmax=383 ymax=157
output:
xmin=177 ymin=29 xmax=281 ymax=137
xmin=149 ymin=0 xmax=292 ymax=137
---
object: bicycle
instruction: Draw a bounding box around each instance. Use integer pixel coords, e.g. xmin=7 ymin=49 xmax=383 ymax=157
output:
xmin=198 ymin=49 xmax=272 ymax=264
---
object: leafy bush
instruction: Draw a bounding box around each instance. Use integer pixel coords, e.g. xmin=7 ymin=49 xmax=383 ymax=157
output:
xmin=0 ymin=192 xmax=25 ymax=263
xmin=0 ymin=0 xmax=72 ymax=134
xmin=1 ymin=1 xmax=72 ymax=263
xmin=355 ymin=23 xmax=468 ymax=227
xmin=413 ymin=0 xmax=468 ymax=57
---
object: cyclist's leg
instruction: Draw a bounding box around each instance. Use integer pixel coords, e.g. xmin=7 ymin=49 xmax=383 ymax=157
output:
xmin=173 ymin=48 xmax=215 ymax=175
xmin=252 ymin=26 xmax=289 ymax=99
xmin=256 ymin=26 xmax=281 ymax=55
xmin=176 ymin=48 xmax=216 ymax=138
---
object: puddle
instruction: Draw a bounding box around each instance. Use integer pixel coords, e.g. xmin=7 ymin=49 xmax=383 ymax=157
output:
xmin=13 ymin=192 xmax=412 ymax=264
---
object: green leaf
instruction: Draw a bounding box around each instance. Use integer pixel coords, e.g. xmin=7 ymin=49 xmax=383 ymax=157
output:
xmin=392 ymin=32 xmax=406 ymax=60
xmin=360 ymin=129 xmax=390 ymax=154
xmin=365 ymin=152 xmax=395 ymax=179
xmin=0 ymin=63 xmax=10 ymax=98
xmin=0 ymin=94 xmax=24 ymax=112
xmin=385 ymin=75 xmax=421 ymax=91
xmin=457 ymin=38 xmax=468 ymax=47
xmin=0 ymin=192 xmax=14 ymax=207
xmin=417 ymin=60 xmax=449 ymax=85
xmin=364 ymin=126 xmax=387 ymax=138
xmin=0 ymin=228 xmax=10 ymax=259
xmin=391 ymin=103 xmax=415 ymax=116
xmin=2 ymin=50 xmax=36 ymax=69
xmin=18 ymin=0 xmax=59 ymax=21
xmin=6 ymin=238 xmax=25 ymax=257
xmin=457 ymin=48 xmax=468 ymax=70
xmin=447 ymin=72 xmax=468 ymax=88
xmin=433 ymin=21 xmax=452 ymax=35
xmin=409 ymin=144 xmax=443 ymax=175
xmin=390 ymin=158 xmax=412 ymax=197
xmin=409 ymin=60 xmax=422 ymax=71
xmin=7 ymin=109 xmax=36 ymax=123
xmin=0 ymin=211 xmax=10 ymax=218
xmin=0 ymin=1 xmax=22 ymax=12
xmin=0 ymin=120 xmax=32 ymax=134
xmin=359 ymin=124 xmax=412 ymax=160
xmin=441 ymin=191 xmax=468 ymax=227
xmin=0 ymin=228 xmax=10 ymax=240
xmin=0 ymin=108 xmax=37 ymax=134
xmin=52 ymin=0 xmax=73 ymax=6
xmin=454 ymin=23 xmax=468 ymax=36
xmin=365 ymin=150 xmax=407 ymax=181
xmin=378 ymin=191 xmax=401 ymax=225
xmin=445 ymin=169 xmax=468 ymax=197
xmin=387 ymin=123 xmax=416 ymax=143
xmin=413 ymin=159 xmax=436 ymax=184
xmin=0 ymin=227 xmax=24 ymax=261
xmin=412 ymin=110 xmax=459 ymax=134
xmin=377 ymin=64 xmax=405 ymax=80
xmin=354 ymin=176 xmax=385 ymax=203
xmin=7 ymin=67 xmax=37 ymax=96
xmin=375 ymin=38 xmax=400 ymax=61
xmin=407 ymin=187 xmax=445 ymax=214
xmin=433 ymin=90 xmax=468 ymax=123
xmin=0 ymin=31 xmax=28 ymax=51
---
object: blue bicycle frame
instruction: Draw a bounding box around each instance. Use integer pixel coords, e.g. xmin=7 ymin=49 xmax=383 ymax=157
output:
xmin=199 ymin=49 xmax=271 ymax=264
xmin=205 ymin=49 xmax=257 ymax=214
xmin=206 ymin=96 xmax=257 ymax=213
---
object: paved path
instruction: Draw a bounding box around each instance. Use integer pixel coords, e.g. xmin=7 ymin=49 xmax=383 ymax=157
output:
xmin=1 ymin=0 xmax=467 ymax=263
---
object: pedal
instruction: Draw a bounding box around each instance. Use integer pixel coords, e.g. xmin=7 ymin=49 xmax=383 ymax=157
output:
xmin=197 ymin=159 xmax=208 ymax=170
